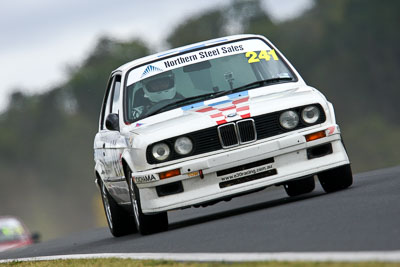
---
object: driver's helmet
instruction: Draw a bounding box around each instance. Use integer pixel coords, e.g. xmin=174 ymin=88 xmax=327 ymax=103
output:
xmin=142 ymin=71 xmax=176 ymax=103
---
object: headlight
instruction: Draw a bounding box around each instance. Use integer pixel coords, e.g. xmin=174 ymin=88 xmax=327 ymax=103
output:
xmin=152 ymin=143 xmax=170 ymax=161
xmin=174 ymin=136 xmax=193 ymax=155
xmin=279 ymin=110 xmax=299 ymax=130
xmin=302 ymin=106 xmax=320 ymax=124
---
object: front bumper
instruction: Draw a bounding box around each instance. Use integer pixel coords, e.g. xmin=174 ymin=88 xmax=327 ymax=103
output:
xmin=133 ymin=124 xmax=349 ymax=214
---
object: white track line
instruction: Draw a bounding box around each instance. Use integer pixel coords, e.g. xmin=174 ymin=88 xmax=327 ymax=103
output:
xmin=1 ymin=251 xmax=400 ymax=263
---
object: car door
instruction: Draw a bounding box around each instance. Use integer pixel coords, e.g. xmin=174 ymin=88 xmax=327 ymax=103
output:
xmin=94 ymin=73 xmax=130 ymax=203
xmin=94 ymin=75 xmax=114 ymax=181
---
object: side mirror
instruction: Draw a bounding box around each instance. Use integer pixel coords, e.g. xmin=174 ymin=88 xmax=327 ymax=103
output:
xmin=105 ymin=113 xmax=120 ymax=131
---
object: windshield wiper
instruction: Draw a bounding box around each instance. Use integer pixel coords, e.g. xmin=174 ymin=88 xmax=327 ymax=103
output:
xmin=214 ymin=77 xmax=294 ymax=98
xmin=144 ymin=92 xmax=220 ymax=117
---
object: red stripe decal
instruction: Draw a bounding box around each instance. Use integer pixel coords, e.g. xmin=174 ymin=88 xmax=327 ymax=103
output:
xmin=232 ymin=97 xmax=249 ymax=105
xmin=219 ymin=105 xmax=236 ymax=111
xmin=240 ymin=113 xmax=251 ymax=119
xmin=196 ymin=106 xmax=215 ymax=113
xmin=236 ymin=106 xmax=249 ymax=112
xmin=216 ymin=119 xmax=227 ymax=125
xmin=210 ymin=112 xmax=224 ymax=118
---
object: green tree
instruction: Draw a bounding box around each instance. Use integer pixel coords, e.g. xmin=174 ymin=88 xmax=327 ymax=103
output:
xmin=0 ymin=38 xmax=150 ymax=240
xmin=1 ymin=0 xmax=400 ymax=240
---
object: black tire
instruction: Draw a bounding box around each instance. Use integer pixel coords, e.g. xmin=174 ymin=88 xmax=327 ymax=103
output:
xmin=318 ymin=164 xmax=353 ymax=193
xmin=284 ymin=176 xmax=315 ymax=197
xmin=99 ymin=179 xmax=136 ymax=237
xmin=127 ymin=170 xmax=168 ymax=235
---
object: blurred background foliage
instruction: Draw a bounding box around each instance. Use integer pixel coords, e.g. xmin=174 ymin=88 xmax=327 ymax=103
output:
xmin=0 ymin=0 xmax=399 ymax=240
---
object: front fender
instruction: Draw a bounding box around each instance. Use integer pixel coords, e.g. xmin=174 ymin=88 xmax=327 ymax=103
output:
xmin=327 ymin=101 xmax=336 ymax=125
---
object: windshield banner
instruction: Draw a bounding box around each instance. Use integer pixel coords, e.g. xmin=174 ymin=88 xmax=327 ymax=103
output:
xmin=127 ymin=39 xmax=272 ymax=86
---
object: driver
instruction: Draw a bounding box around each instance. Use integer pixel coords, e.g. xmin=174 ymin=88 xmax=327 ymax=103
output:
xmin=143 ymin=71 xmax=176 ymax=102
xmin=131 ymin=71 xmax=181 ymax=119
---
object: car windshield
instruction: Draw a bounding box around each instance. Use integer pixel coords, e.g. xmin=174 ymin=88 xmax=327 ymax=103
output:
xmin=125 ymin=38 xmax=296 ymax=122
xmin=0 ymin=218 xmax=27 ymax=242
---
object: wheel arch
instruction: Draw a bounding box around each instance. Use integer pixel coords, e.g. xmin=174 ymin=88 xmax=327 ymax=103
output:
xmin=327 ymin=101 xmax=337 ymax=124
xmin=121 ymin=150 xmax=136 ymax=184
xmin=121 ymin=158 xmax=130 ymax=183
xmin=95 ymin=170 xmax=101 ymax=189
xmin=94 ymin=161 xmax=105 ymax=189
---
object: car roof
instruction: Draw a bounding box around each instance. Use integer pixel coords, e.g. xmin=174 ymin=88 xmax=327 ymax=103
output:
xmin=113 ymin=34 xmax=265 ymax=74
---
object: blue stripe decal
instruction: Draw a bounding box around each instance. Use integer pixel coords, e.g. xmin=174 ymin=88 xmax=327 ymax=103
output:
xmin=181 ymin=101 xmax=205 ymax=111
xmin=206 ymin=38 xmax=228 ymax=45
xmin=180 ymin=44 xmax=206 ymax=53
xmin=208 ymin=100 xmax=232 ymax=106
xmin=227 ymin=91 xmax=249 ymax=99
xmin=157 ymin=51 xmax=177 ymax=58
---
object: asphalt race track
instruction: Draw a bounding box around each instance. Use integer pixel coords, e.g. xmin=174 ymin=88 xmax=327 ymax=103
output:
xmin=1 ymin=166 xmax=399 ymax=260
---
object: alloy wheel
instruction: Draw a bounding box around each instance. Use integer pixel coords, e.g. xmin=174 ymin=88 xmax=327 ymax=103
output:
xmin=101 ymin=182 xmax=113 ymax=230
xmin=128 ymin=176 xmax=140 ymax=228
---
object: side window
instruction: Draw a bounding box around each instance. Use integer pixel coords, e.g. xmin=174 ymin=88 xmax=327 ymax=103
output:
xmin=99 ymin=76 xmax=115 ymax=130
xmin=111 ymin=75 xmax=121 ymax=114
xmin=99 ymin=74 xmax=122 ymax=130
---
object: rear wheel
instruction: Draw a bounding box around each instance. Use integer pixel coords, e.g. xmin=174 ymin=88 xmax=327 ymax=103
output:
xmin=284 ymin=176 xmax=315 ymax=197
xmin=127 ymin=170 xmax=168 ymax=235
xmin=318 ymin=164 xmax=353 ymax=193
xmin=99 ymin=179 xmax=136 ymax=237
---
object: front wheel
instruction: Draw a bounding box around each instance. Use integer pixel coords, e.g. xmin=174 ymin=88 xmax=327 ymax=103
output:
xmin=99 ymin=179 xmax=136 ymax=237
xmin=318 ymin=164 xmax=353 ymax=193
xmin=127 ymin=170 xmax=168 ymax=235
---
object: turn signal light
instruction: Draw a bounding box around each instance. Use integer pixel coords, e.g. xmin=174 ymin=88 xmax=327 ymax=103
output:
xmin=305 ymin=131 xmax=326 ymax=142
xmin=159 ymin=168 xmax=181 ymax=180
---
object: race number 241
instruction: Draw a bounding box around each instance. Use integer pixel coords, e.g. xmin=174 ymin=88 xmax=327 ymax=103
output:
xmin=245 ymin=50 xmax=279 ymax=63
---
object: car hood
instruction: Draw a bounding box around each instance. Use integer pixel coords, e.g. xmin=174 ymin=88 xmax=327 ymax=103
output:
xmin=125 ymin=84 xmax=327 ymax=143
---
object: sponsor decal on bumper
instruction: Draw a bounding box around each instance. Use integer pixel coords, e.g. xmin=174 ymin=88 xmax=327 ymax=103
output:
xmin=219 ymin=163 xmax=274 ymax=182
xmin=134 ymin=174 xmax=159 ymax=184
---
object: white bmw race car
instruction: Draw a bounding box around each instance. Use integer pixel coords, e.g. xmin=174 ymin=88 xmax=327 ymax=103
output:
xmin=94 ymin=34 xmax=352 ymax=236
